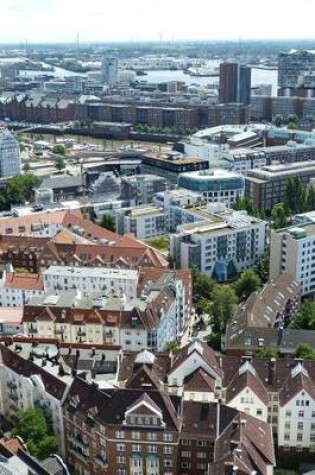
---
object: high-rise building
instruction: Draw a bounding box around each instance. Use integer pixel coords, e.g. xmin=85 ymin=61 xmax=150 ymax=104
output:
xmin=0 ymin=129 xmax=21 ymax=177
xmin=278 ymin=49 xmax=315 ymax=89
xmin=101 ymin=56 xmax=119 ymax=86
xmin=219 ymin=62 xmax=251 ymax=105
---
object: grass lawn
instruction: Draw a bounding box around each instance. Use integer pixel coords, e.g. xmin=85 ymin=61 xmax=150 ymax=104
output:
xmin=146 ymin=235 xmax=170 ymax=253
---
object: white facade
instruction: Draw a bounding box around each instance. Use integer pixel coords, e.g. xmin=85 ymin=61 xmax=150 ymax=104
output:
xmin=154 ymin=189 xmax=202 ymax=231
xmin=0 ymin=359 xmax=67 ymax=456
xmin=0 ymin=129 xmax=21 ymax=177
xmin=171 ymin=211 xmax=267 ymax=280
xmin=43 ymin=266 xmax=139 ymax=298
xmin=121 ymin=207 xmax=170 ymax=241
xmin=278 ymin=365 xmax=315 ymax=451
xmin=0 ymin=271 xmax=43 ymax=307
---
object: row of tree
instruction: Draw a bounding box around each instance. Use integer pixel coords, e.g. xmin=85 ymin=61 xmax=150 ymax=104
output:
xmin=133 ymin=124 xmax=199 ymax=136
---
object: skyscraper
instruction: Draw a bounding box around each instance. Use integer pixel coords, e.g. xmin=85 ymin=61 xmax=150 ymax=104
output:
xmin=219 ymin=62 xmax=251 ymax=105
xmin=101 ymin=56 xmax=119 ymax=86
xmin=0 ymin=129 xmax=21 ymax=177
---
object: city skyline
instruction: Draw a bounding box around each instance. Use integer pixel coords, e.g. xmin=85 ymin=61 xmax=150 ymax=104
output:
xmin=1 ymin=0 xmax=315 ymax=44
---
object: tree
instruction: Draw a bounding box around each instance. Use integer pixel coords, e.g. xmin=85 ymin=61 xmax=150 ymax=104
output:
xmin=273 ymin=114 xmax=284 ymax=127
xmin=233 ymin=196 xmax=261 ymax=218
xmin=256 ymin=347 xmax=278 ymax=358
xmin=254 ymin=249 xmax=270 ymax=283
xmin=164 ymin=341 xmax=180 ymax=352
xmin=54 ymin=156 xmax=65 ymax=171
xmin=307 ymin=185 xmax=315 ymax=211
xmin=12 ymin=408 xmax=58 ymax=460
xmin=211 ymin=285 xmax=238 ymax=333
xmin=234 ymin=270 xmax=261 ymax=301
xmin=195 ymin=300 xmax=212 ymax=318
xmin=271 ymin=203 xmax=288 ymax=229
xmin=207 ymin=332 xmax=222 ymax=351
xmin=23 ymin=163 xmax=31 ymax=173
xmin=295 ymin=343 xmax=315 ymax=360
xmin=286 ymin=177 xmax=307 ymax=214
xmin=52 ymin=144 xmax=66 ymax=155
xmin=5 ymin=173 xmax=40 ymax=206
xmin=100 ymin=214 xmax=116 ymax=232
xmin=191 ymin=267 xmax=215 ymax=302
xmin=289 ymin=300 xmax=315 ymax=330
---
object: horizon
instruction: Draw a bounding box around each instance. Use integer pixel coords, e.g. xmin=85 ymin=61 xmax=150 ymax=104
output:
xmin=1 ymin=0 xmax=315 ymax=44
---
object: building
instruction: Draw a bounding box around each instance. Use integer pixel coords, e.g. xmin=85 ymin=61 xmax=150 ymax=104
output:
xmin=177 ymin=169 xmax=245 ymax=208
xmin=245 ymin=161 xmax=315 ymax=213
xmin=101 ymin=57 xmax=119 ymax=86
xmin=278 ymin=50 xmax=315 ymax=89
xmin=224 ymin=273 xmax=301 ymax=354
xmin=0 ymin=129 xmax=21 ymax=177
xmin=116 ymin=205 xmax=170 ymax=240
xmin=63 ymin=371 xmax=274 ymax=475
xmin=141 ymin=152 xmax=209 ymax=184
xmin=22 ymin=267 xmax=192 ymax=351
xmin=171 ymin=208 xmax=267 ymax=281
xmin=219 ymin=63 xmax=251 ymax=105
xmin=120 ymin=175 xmax=170 ymax=206
xmin=154 ymin=189 xmax=202 ymax=231
xmin=270 ymin=221 xmax=315 ymax=297
xmin=0 ymin=268 xmax=44 ymax=307
xmin=43 ymin=266 xmax=139 ymax=299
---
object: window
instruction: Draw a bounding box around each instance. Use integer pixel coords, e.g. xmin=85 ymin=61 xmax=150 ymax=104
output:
xmin=196 ymin=440 xmax=208 ymax=447
xmin=285 ymin=422 xmax=290 ymax=430
xmin=117 ymin=456 xmax=126 ymax=463
xmin=297 ymin=422 xmax=304 ymax=430
xmin=311 ymin=423 xmax=315 ymax=431
xmin=256 ymin=409 xmax=263 ymax=416
xmin=197 ymin=452 xmax=207 ymax=459
xmin=298 ymin=411 xmax=304 ymax=418
xmin=116 ymin=444 xmax=126 ymax=452
xmin=197 ymin=463 xmax=207 ymax=470
xmin=132 ymin=432 xmax=141 ymax=440
xmin=284 ymin=433 xmax=290 ymax=441
xmin=181 ymin=462 xmax=191 ymax=469
xmin=285 ymin=410 xmax=291 ymax=417
xmin=147 ymin=432 xmax=157 ymax=441
xmin=132 ymin=444 xmax=141 ymax=453
xmin=181 ymin=451 xmax=191 ymax=457
xmin=164 ymin=460 xmax=173 ymax=468
xmin=181 ymin=439 xmax=191 ymax=446
xmin=164 ymin=433 xmax=173 ymax=442
xmin=297 ymin=433 xmax=303 ymax=441
xmin=164 ymin=446 xmax=173 ymax=454
xmin=147 ymin=445 xmax=157 ymax=453
xmin=115 ymin=431 xmax=125 ymax=439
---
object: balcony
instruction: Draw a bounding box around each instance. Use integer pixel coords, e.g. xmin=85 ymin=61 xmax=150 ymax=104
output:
xmin=94 ymin=454 xmax=108 ymax=468
xmin=68 ymin=432 xmax=89 ymax=450
xmin=68 ymin=445 xmax=89 ymax=464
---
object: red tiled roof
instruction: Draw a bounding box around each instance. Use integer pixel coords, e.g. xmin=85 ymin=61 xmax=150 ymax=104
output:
xmin=4 ymin=272 xmax=43 ymax=291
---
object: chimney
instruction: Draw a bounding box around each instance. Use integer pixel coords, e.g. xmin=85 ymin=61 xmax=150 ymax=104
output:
xmin=216 ymin=400 xmax=221 ymax=438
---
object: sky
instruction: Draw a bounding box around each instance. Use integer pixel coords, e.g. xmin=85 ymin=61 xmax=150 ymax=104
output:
xmin=1 ymin=0 xmax=315 ymax=44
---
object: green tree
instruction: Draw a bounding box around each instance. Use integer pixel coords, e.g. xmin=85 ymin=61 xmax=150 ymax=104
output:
xmin=271 ymin=203 xmax=288 ymax=229
xmin=286 ymin=177 xmax=307 ymax=214
xmin=234 ymin=270 xmax=261 ymax=301
xmin=211 ymin=284 xmax=238 ymax=333
xmin=233 ymin=196 xmax=261 ymax=218
xmin=307 ymin=185 xmax=315 ymax=211
xmin=254 ymin=248 xmax=270 ymax=283
xmin=54 ymin=156 xmax=65 ymax=171
xmin=23 ymin=163 xmax=31 ymax=173
xmin=289 ymin=300 xmax=315 ymax=330
xmin=287 ymin=122 xmax=298 ymax=130
xmin=207 ymin=332 xmax=222 ymax=351
xmin=191 ymin=267 xmax=215 ymax=303
xmin=100 ymin=214 xmax=116 ymax=232
xmin=52 ymin=144 xmax=66 ymax=155
xmin=12 ymin=408 xmax=58 ymax=460
xmin=5 ymin=173 xmax=40 ymax=206
xmin=256 ymin=347 xmax=278 ymax=358
xmin=295 ymin=343 xmax=315 ymax=360
xmin=273 ymin=114 xmax=284 ymax=127
xmin=195 ymin=300 xmax=212 ymax=318
xmin=164 ymin=341 xmax=181 ymax=352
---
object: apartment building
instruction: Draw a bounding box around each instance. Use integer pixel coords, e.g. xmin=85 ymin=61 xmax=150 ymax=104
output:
xmin=177 ymin=169 xmax=244 ymax=209
xmin=22 ymin=268 xmax=192 ymax=351
xmin=0 ymin=129 xmax=21 ymax=177
xmin=43 ymin=266 xmax=138 ymax=299
xmin=0 ymin=268 xmax=44 ymax=307
xmin=270 ymin=221 xmax=315 ymax=297
xmin=116 ymin=206 xmax=170 ymax=240
xmin=153 ymin=189 xmax=202 ymax=231
xmin=171 ymin=208 xmax=267 ymax=281
xmin=245 ymin=161 xmax=315 ymax=213
xmin=120 ymin=175 xmax=170 ymax=206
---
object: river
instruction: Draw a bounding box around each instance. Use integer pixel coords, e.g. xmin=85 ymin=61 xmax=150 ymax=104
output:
xmin=18 ymin=61 xmax=278 ymax=95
